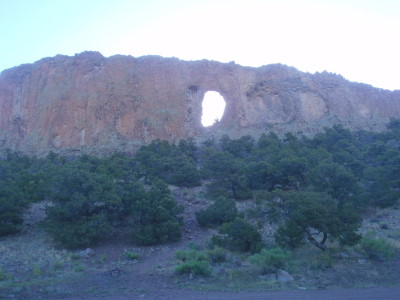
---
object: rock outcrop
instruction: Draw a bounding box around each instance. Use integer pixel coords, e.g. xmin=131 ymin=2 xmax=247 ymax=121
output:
xmin=0 ymin=51 xmax=399 ymax=155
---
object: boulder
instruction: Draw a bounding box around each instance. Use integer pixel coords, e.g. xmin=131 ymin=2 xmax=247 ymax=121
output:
xmin=276 ymin=269 xmax=294 ymax=282
xmin=79 ymin=248 xmax=95 ymax=259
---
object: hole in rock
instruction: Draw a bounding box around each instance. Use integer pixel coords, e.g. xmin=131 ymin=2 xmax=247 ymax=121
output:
xmin=201 ymin=91 xmax=226 ymax=127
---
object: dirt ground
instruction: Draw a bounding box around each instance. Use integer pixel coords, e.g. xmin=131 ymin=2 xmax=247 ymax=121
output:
xmin=1 ymin=186 xmax=400 ymax=300
xmin=63 ymin=287 xmax=400 ymax=300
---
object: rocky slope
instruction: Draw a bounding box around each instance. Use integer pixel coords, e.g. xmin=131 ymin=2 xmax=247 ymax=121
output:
xmin=0 ymin=51 xmax=399 ymax=155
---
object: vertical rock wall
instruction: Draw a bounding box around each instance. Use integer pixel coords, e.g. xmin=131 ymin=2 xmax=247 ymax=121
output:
xmin=0 ymin=51 xmax=399 ymax=155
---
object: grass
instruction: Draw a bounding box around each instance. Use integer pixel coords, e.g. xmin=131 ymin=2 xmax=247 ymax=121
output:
xmin=74 ymin=263 xmax=85 ymax=272
xmin=0 ymin=267 xmax=11 ymax=281
xmin=360 ymin=234 xmax=395 ymax=261
xmin=98 ymin=254 xmax=108 ymax=263
xmin=125 ymin=251 xmax=140 ymax=260
xmin=177 ymin=268 xmax=289 ymax=292
xmin=32 ymin=264 xmax=41 ymax=277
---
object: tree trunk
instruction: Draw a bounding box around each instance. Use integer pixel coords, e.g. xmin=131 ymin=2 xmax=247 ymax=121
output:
xmin=305 ymin=230 xmax=327 ymax=251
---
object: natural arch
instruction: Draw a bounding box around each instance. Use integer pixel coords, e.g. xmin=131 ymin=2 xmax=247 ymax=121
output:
xmin=201 ymin=91 xmax=226 ymax=127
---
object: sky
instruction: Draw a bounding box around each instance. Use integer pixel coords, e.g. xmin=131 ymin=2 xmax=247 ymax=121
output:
xmin=0 ymin=0 xmax=399 ymax=124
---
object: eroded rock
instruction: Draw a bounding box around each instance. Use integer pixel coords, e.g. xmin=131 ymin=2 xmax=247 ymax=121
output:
xmin=0 ymin=51 xmax=399 ymax=155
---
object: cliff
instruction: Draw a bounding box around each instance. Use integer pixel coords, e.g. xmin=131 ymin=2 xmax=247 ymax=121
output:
xmin=0 ymin=51 xmax=399 ymax=155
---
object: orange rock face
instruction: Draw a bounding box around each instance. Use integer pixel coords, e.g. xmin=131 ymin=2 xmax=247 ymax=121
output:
xmin=0 ymin=51 xmax=399 ymax=155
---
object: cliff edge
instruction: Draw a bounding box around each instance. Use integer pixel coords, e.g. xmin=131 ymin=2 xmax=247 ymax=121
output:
xmin=1 ymin=51 xmax=399 ymax=155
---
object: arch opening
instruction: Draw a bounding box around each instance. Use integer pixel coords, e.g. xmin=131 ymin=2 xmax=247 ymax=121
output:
xmin=201 ymin=91 xmax=226 ymax=127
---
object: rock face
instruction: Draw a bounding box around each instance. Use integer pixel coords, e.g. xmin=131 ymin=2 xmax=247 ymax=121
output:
xmin=0 ymin=51 xmax=399 ymax=155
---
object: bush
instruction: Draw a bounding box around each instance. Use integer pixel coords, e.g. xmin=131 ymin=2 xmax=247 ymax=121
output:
xmin=205 ymin=246 xmax=227 ymax=263
xmin=266 ymin=190 xmax=361 ymax=251
xmin=175 ymin=260 xmax=211 ymax=276
xmin=310 ymin=252 xmax=335 ymax=270
xmin=135 ymin=140 xmax=201 ymax=187
xmin=0 ymin=204 xmax=23 ymax=237
xmin=274 ymin=221 xmax=305 ymax=249
xmin=212 ymin=218 xmax=262 ymax=253
xmin=125 ymin=252 xmax=139 ymax=260
xmin=45 ymin=166 xmax=122 ymax=248
xmin=175 ymin=248 xmax=211 ymax=276
xmin=196 ymin=196 xmax=237 ymax=228
xmin=0 ymin=267 xmax=11 ymax=281
xmin=248 ymin=247 xmax=289 ymax=274
xmin=46 ymin=214 xmax=112 ymax=249
xmin=175 ymin=249 xmax=208 ymax=262
xmin=0 ymin=184 xmax=25 ymax=237
xmin=360 ymin=234 xmax=395 ymax=261
xmin=131 ymin=180 xmax=183 ymax=245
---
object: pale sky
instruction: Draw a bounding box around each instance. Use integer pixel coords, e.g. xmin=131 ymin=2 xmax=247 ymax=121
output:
xmin=1 ymin=0 xmax=399 ymax=123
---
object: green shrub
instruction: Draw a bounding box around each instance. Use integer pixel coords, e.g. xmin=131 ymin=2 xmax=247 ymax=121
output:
xmin=248 ymin=247 xmax=289 ymax=274
xmin=308 ymin=251 xmax=335 ymax=270
xmin=135 ymin=140 xmax=201 ymax=187
xmin=0 ymin=267 xmax=11 ymax=281
xmin=52 ymin=260 xmax=64 ymax=271
xmin=212 ymin=218 xmax=262 ymax=253
xmin=0 ymin=209 xmax=23 ymax=237
xmin=46 ymin=214 xmax=112 ymax=249
xmin=0 ymin=194 xmax=24 ymax=237
xmin=187 ymin=242 xmax=201 ymax=250
xmin=175 ymin=249 xmax=207 ymax=262
xmin=205 ymin=246 xmax=227 ymax=263
xmin=131 ymin=180 xmax=183 ymax=245
xmin=196 ymin=196 xmax=237 ymax=228
xmin=175 ymin=248 xmax=212 ymax=276
xmin=32 ymin=264 xmax=41 ymax=277
xmin=266 ymin=190 xmax=361 ymax=251
xmin=125 ymin=252 xmax=139 ymax=260
xmin=175 ymin=260 xmax=211 ymax=276
xmin=74 ymin=263 xmax=85 ymax=272
xmin=274 ymin=221 xmax=305 ymax=249
xmin=45 ymin=165 xmax=121 ymax=249
xmin=360 ymin=235 xmax=395 ymax=261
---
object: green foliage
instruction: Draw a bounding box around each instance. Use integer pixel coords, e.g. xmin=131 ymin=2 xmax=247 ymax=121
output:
xmin=74 ymin=263 xmax=85 ymax=272
xmin=45 ymin=165 xmax=121 ymax=248
xmin=175 ymin=248 xmax=211 ymax=276
xmin=175 ymin=249 xmax=208 ymax=262
xmin=175 ymin=260 xmax=211 ymax=276
xmin=201 ymin=148 xmax=252 ymax=200
xmin=360 ymin=234 xmax=395 ymax=261
xmin=213 ymin=218 xmax=262 ymax=253
xmin=274 ymin=220 xmax=305 ymax=249
xmin=311 ymin=252 xmax=335 ymax=270
xmin=220 ymin=135 xmax=255 ymax=158
xmin=0 ymin=199 xmax=24 ymax=237
xmin=0 ymin=152 xmax=50 ymax=237
xmin=43 ymin=154 xmax=183 ymax=248
xmin=47 ymin=214 xmax=111 ymax=249
xmin=362 ymin=164 xmax=399 ymax=207
xmin=205 ymin=246 xmax=227 ymax=263
xmin=32 ymin=264 xmax=41 ymax=277
xmin=135 ymin=140 xmax=201 ymax=187
xmin=248 ymin=247 xmax=289 ymax=274
xmin=1 ymin=118 xmax=400 ymax=250
xmin=125 ymin=252 xmax=139 ymax=260
xmin=265 ymin=190 xmax=361 ymax=250
xmin=309 ymin=162 xmax=358 ymax=202
xmin=0 ymin=267 xmax=11 ymax=281
xmin=131 ymin=180 xmax=183 ymax=245
xmin=196 ymin=196 xmax=237 ymax=228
